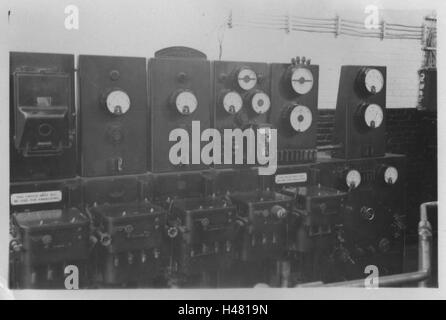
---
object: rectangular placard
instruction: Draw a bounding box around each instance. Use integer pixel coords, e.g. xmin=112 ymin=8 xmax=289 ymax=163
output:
xmin=11 ymin=190 xmax=62 ymax=205
xmin=275 ymin=172 xmax=308 ymax=184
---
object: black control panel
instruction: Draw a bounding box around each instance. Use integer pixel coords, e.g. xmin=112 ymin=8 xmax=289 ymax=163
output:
xmin=10 ymin=52 xmax=77 ymax=182
xmin=149 ymin=47 xmax=211 ymax=173
xmin=9 ymin=51 xmax=411 ymax=289
xmin=270 ymin=57 xmax=319 ymax=164
xmin=333 ymin=66 xmax=387 ymax=159
xmin=79 ymin=55 xmax=148 ymax=177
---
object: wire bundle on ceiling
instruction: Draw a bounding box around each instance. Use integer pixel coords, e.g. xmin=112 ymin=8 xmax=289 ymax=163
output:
xmin=228 ymin=12 xmax=428 ymax=41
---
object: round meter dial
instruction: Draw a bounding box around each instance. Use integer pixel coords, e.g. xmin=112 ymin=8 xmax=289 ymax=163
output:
xmin=221 ymin=91 xmax=243 ymax=114
xmin=346 ymin=169 xmax=361 ymax=189
xmin=106 ymin=90 xmax=131 ymax=115
xmin=237 ymin=68 xmax=257 ymax=91
xmin=173 ymin=90 xmax=198 ymax=115
xmin=289 ymin=105 xmax=313 ymax=132
xmin=384 ymin=166 xmax=398 ymax=184
xmin=364 ymin=68 xmax=384 ymax=94
xmin=291 ymin=67 xmax=314 ymax=95
xmin=363 ymin=103 xmax=384 ymax=128
xmin=250 ymin=91 xmax=271 ymax=114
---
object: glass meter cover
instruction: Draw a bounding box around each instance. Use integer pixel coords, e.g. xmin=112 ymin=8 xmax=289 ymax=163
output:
xmin=237 ymin=68 xmax=257 ymax=91
xmin=364 ymin=68 xmax=384 ymax=94
xmin=251 ymin=91 xmax=270 ymax=114
xmin=289 ymin=105 xmax=312 ymax=132
xmin=291 ymin=67 xmax=314 ymax=94
xmin=363 ymin=103 xmax=384 ymax=128
xmin=175 ymin=91 xmax=198 ymax=115
xmin=222 ymin=91 xmax=243 ymax=114
xmin=384 ymin=166 xmax=398 ymax=184
xmin=106 ymin=90 xmax=131 ymax=115
xmin=346 ymin=169 xmax=361 ymax=188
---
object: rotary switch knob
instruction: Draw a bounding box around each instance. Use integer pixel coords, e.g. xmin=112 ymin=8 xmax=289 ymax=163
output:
xmin=271 ymin=205 xmax=287 ymax=219
xmin=200 ymin=217 xmax=210 ymax=230
xmin=360 ymin=206 xmax=375 ymax=221
xmin=167 ymin=226 xmax=179 ymax=238
xmin=107 ymin=124 xmax=124 ymax=145
xmin=41 ymin=234 xmax=53 ymax=248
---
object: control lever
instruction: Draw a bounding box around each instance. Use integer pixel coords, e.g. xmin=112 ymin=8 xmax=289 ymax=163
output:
xmin=360 ymin=206 xmax=375 ymax=221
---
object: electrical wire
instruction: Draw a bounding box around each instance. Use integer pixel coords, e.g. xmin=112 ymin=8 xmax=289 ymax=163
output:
xmin=228 ymin=12 xmax=433 ymax=41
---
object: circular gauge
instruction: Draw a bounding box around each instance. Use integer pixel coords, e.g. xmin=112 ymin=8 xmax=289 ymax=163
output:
xmin=106 ymin=90 xmax=131 ymax=115
xmin=289 ymin=105 xmax=313 ymax=132
xmin=291 ymin=67 xmax=314 ymax=94
xmin=384 ymin=166 xmax=398 ymax=184
xmin=363 ymin=103 xmax=384 ymax=128
xmin=174 ymin=90 xmax=198 ymax=115
xmin=364 ymin=68 xmax=384 ymax=94
xmin=222 ymin=91 xmax=243 ymax=114
xmin=250 ymin=91 xmax=270 ymax=114
xmin=346 ymin=169 xmax=361 ymax=189
xmin=237 ymin=68 xmax=257 ymax=91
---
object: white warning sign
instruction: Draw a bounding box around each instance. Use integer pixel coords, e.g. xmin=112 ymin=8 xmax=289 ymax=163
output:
xmin=275 ymin=173 xmax=308 ymax=184
xmin=11 ymin=190 xmax=63 ymax=205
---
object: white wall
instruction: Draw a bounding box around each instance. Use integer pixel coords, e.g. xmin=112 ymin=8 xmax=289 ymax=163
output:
xmin=2 ymin=0 xmax=435 ymax=109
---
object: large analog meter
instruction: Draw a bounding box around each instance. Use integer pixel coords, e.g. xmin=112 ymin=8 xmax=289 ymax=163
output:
xmin=361 ymin=103 xmax=384 ymax=128
xmin=221 ymin=91 xmax=243 ymax=114
xmin=288 ymin=105 xmax=313 ymax=132
xmin=237 ymin=68 xmax=257 ymax=91
xmin=290 ymin=67 xmax=314 ymax=95
xmin=106 ymin=90 xmax=131 ymax=115
xmin=250 ymin=91 xmax=270 ymax=114
xmin=346 ymin=169 xmax=361 ymax=189
xmin=172 ymin=90 xmax=198 ymax=115
xmin=358 ymin=68 xmax=384 ymax=94
xmin=384 ymin=166 xmax=398 ymax=185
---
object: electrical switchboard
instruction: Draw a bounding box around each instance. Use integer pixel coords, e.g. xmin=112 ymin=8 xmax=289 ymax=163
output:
xmin=79 ymin=55 xmax=148 ymax=177
xmin=333 ymin=66 xmax=387 ymax=159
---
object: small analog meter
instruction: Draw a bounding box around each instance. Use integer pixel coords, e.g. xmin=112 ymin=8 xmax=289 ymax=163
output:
xmin=363 ymin=103 xmax=384 ymax=128
xmin=346 ymin=169 xmax=361 ymax=189
xmin=364 ymin=68 xmax=384 ymax=94
xmin=237 ymin=68 xmax=257 ymax=91
xmin=251 ymin=91 xmax=270 ymax=114
xmin=222 ymin=91 xmax=243 ymax=114
xmin=384 ymin=166 xmax=398 ymax=184
xmin=291 ymin=67 xmax=314 ymax=94
xmin=174 ymin=91 xmax=198 ymax=115
xmin=106 ymin=90 xmax=131 ymax=115
xmin=289 ymin=105 xmax=313 ymax=132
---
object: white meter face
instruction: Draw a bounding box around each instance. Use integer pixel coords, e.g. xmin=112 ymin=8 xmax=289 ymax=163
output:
xmin=364 ymin=68 xmax=384 ymax=94
xmin=291 ymin=67 xmax=314 ymax=94
xmin=222 ymin=91 xmax=243 ymax=114
xmin=237 ymin=68 xmax=257 ymax=91
xmin=106 ymin=90 xmax=131 ymax=115
xmin=364 ymin=103 xmax=384 ymax=128
xmin=289 ymin=105 xmax=313 ymax=132
xmin=346 ymin=169 xmax=361 ymax=188
xmin=251 ymin=91 xmax=271 ymax=114
xmin=384 ymin=166 xmax=398 ymax=184
xmin=175 ymin=91 xmax=198 ymax=115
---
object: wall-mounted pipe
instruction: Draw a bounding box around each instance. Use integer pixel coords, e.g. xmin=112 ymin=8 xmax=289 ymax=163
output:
xmin=295 ymin=201 xmax=436 ymax=288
